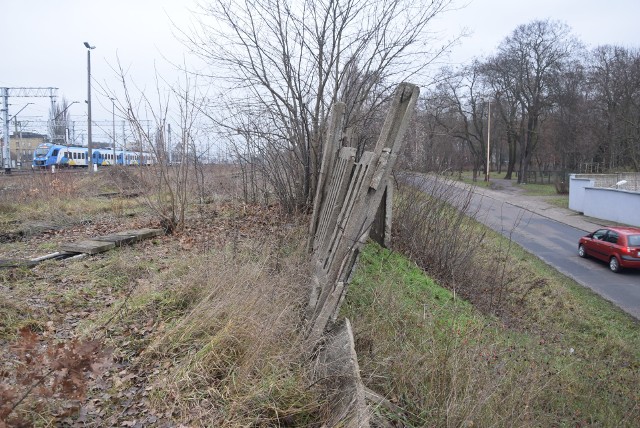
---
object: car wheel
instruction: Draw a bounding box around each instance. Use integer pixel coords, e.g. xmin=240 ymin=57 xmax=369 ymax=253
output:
xmin=578 ymin=244 xmax=587 ymax=258
xmin=609 ymin=256 xmax=621 ymax=273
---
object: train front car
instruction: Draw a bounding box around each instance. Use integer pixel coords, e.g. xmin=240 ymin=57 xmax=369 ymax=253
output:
xmin=32 ymin=143 xmax=62 ymax=168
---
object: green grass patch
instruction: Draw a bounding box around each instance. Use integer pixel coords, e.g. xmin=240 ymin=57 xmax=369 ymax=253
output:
xmin=542 ymin=195 xmax=570 ymax=209
xmin=515 ymin=182 xmax=559 ymax=196
xmin=343 ymin=242 xmax=640 ymax=427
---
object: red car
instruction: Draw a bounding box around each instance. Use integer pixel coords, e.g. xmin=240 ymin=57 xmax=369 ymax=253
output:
xmin=578 ymin=226 xmax=640 ymax=272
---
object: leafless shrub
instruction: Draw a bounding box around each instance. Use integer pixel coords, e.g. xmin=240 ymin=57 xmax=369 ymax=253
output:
xmin=104 ymin=60 xmax=208 ymax=234
xmin=393 ymin=173 xmax=521 ymax=316
xmin=393 ymin=174 xmax=485 ymax=286
xmin=554 ymin=177 xmax=569 ymax=194
xmin=186 ymin=0 xmax=459 ymax=211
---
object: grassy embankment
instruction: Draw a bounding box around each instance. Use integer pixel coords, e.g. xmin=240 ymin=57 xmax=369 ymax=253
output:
xmin=340 ymin=179 xmax=638 ymax=426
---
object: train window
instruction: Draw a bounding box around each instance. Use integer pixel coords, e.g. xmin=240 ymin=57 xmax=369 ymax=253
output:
xmin=52 ymin=149 xmax=59 ymax=156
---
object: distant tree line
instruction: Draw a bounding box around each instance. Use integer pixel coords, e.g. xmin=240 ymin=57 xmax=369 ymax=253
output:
xmin=402 ymin=19 xmax=640 ymax=182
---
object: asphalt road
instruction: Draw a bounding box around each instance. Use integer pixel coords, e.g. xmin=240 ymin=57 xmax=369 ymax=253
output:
xmin=408 ymin=175 xmax=640 ymax=319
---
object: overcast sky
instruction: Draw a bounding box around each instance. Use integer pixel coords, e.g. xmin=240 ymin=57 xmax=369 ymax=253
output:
xmin=1 ymin=0 xmax=639 ymax=139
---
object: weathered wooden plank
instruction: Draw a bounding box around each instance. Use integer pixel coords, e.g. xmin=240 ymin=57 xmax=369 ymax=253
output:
xmin=373 ymin=83 xmax=421 ymax=156
xmin=309 ymin=103 xmax=346 ymax=252
xmin=0 ymin=259 xmax=38 ymax=268
xmin=323 ymin=151 xmax=377 ymax=283
xmin=308 ymin=152 xmax=378 ymax=334
xmin=305 ymin=83 xmax=420 ymax=428
xmin=314 ymin=319 xmax=369 ymax=428
xmin=307 ymin=84 xmax=419 ymax=339
xmin=314 ymin=147 xmax=357 ymax=257
xmin=59 ymin=240 xmax=116 ymax=254
xmin=29 ymin=252 xmax=63 ymax=262
xmin=308 ymin=281 xmax=345 ymax=345
xmin=370 ymin=181 xmax=393 ymax=248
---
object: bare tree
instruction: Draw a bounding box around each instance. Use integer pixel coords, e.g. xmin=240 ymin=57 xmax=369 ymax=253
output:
xmin=110 ymin=61 xmax=205 ymax=232
xmin=182 ymin=0 xmax=457 ymax=210
xmin=50 ymin=98 xmax=72 ymax=145
xmin=542 ymin=59 xmax=594 ymax=172
xmin=588 ymin=45 xmax=640 ymax=171
xmin=486 ymin=20 xmax=580 ymax=183
xmin=416 ymin=64 xmax=494 ymax=180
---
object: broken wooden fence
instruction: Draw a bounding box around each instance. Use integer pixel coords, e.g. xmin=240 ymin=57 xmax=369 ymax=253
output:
xmin=306 ymin=82 xmax=419 ymax=427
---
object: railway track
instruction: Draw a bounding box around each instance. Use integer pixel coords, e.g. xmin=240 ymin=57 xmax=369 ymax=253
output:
xmin=1 ymin=168 xmax=96 ymax=176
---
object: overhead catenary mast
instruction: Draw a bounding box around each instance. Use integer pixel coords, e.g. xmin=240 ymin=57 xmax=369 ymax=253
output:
xmin=1 ymin=87 xmax=58 ymax=174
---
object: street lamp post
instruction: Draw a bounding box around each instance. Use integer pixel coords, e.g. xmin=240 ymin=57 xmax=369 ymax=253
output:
xmin=485 ymin=101 xmax=492 ymax=182
xmin=84 ymin=42 xmax=96 ymax=172
xmin=110 ymin=98 xmax=116 ymax=165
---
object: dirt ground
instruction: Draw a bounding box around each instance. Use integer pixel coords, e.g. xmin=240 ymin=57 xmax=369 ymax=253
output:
xmin=1 ymin=200 xmax=291 ymax=427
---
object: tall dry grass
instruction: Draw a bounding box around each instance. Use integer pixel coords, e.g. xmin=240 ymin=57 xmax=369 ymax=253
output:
xmin=0 ymin=171 xmax=123 ymax=231
xmin=342 ymin=244 xmax=547 ymax=427
xmin=99 ymin=223 xmax=326 ymax=426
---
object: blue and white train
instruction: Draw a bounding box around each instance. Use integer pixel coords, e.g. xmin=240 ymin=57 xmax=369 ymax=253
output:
xmin=32 ymin=143 xmax=154 ymax=168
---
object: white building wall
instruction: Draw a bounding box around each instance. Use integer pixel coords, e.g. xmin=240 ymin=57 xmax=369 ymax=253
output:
xmin=582 ymin=188 xmax=640 ymax=227
xmin=569 ymin=175 xmax=594 ymax=212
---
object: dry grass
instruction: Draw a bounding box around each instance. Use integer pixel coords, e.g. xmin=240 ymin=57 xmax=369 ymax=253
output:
xmin=139 ymin=237 xmax=319 ymax=425
xmin=65 ymin=206 xmax=326 ymax=426
xmin=341 ymin=246 xmax=543 ymax=426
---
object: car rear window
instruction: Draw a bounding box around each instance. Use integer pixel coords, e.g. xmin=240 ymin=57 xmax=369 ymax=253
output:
xmin=628 ymin=235 xmax=640 ymax=246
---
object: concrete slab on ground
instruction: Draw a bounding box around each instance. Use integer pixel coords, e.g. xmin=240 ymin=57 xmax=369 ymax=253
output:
xmin=92 ymin=233 xmax=139 ymax=246
xmin=118 ymin=228 xmax=163 ymax=240
xmin=59 ymin=240 xmax=116 ymax=254
xmin=59 ymin=228 xmax=163 ymax=255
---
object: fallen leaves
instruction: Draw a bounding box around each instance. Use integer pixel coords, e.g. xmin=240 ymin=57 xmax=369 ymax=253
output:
xmin=0 ymin=327 xmax=112 ymax=425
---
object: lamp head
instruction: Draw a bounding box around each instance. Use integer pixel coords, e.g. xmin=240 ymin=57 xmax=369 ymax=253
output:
xmin=84 ymin=42 xmax=95 ymax=49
